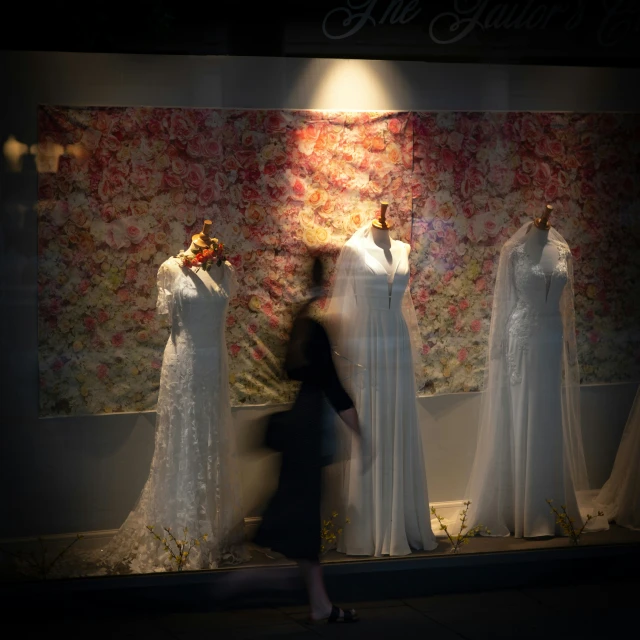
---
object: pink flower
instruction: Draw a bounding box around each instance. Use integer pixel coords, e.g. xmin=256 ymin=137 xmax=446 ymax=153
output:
xmin=84 ymin=317 xmax=97 ymax=332
xmin=448 ymin=305 xmax=458 ymax=318
xmin=79 ymin=280 xmax=91 ymax=295
xmin=533 ymin=162 xmax=551 ymax=186
xmin=457 ymin=347 xmax=468 ymax=363
xmin=226 ymin=315 xmax=236 ymax=327
xmin=515 ymin=169 xmax=531 ymax=186
xmin=126 ymin=223 xmax=146 ymax=245
xmin=459 ymin=299 xmax=469 ymax=311
xmin=461 ymin=167 xmax=485 ymax=198
xmin=475 ymin=277 xmax=487 ymax=293
xmin=544 ymin=181 xmax=559 ymax=201
xmin=151 ymin=358 xmax=162 ymax=370
xmin=198 ymin=179 xmax=216 ymax=206
xmin=164 ymin=172 xmax=182 ymax=189
xmin=52 ymin=359 xmax=64 ymax=373
xmin=292 ymin=179 xmax=306 ymax=198
xmin=387 ymin=118 xmax=403 ymax=135
xmin=417 ymin=289 xmax=429 ymax=304
xmin=264 ymin=112 xmax=288 ymax=134
xmin=588 ymin=331 xmax=600 ymax=345
xmin=242 ymin=131 xmax=256 ymax=147
xmin=230 ymin=344 xmax=241 ymax=357
xmin=421 ymin=344 xmax=431 ymax=356
xmin=172 ymin=157 xmax=187 ymax=176
xmin=549 ymin=140 xmax=564 ymax=158
xmin=204 ymin=138 xmax=223 ymax=158
xmin=97 ymin=364 xmax=109 ymax=380
xmin=169 ymin=111 xmax=197 ymax=141
xmin=185 ymin=163 xmax=205 ymax=190
xmin=269 ymin=316 xmax=279 ymax=328
xmin=470 ymin=319 xmax=482 ymax=333
xmin=462 ymin=201 xmax=475 ymax=218
xmin=111 ymin=333 xmax=124 ymax=347
xmin=97 ymin=310 xmax=109 ymax=324
xmin=534 ymin=137 xmax=551 ymax=158
xmin=247 ymin=323 xmax=258 ymax=334
xmin=187 ymin=133 xmax=206 ymax=157
xmin=252 ymin=347 xmax=265 ymax=361
xmin=521 ymin=156 xmax=537 ymax=175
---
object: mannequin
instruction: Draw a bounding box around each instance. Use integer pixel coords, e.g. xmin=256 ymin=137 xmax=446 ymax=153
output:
xmin=461 ymin=209 xmax=595 ymax=539
xmin=329 ymin=200 xmax=437 ymax=557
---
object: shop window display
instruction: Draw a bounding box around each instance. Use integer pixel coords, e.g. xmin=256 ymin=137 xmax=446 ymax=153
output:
xmin=17 ymin=105 xmax=640 ymax=576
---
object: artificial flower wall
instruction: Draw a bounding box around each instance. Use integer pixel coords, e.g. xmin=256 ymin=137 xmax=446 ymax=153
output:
xmin=37 ymin=107 xmax=640 ymax=417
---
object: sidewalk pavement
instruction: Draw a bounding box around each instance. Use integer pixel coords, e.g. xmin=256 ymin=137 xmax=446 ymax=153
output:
xmin=6 ymin=576 xmax=638 ymax=639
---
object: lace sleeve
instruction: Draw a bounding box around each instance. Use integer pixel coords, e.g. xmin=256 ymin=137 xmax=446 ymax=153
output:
xmin=156 ymin=261 xmax=174 ymax=316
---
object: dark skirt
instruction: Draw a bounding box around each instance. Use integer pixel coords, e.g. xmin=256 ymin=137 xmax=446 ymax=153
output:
xmin=254 ymin=383 xmax=324 ymax=562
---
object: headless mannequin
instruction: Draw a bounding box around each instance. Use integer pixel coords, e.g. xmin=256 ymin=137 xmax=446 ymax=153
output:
xmin=524 ymin=205 xmax=559 ymax=276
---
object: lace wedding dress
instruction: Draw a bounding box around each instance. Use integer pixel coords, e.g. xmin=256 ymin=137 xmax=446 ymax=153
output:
xmin=464 ymin=221 xmax=593 ymax=538
xmin=595 ymin=387 xmax=640 ymax=530
xmin=328 ymin=224 xmax=437 ymax=557
xmin=61 ymin=258 xmax=248 ymax=575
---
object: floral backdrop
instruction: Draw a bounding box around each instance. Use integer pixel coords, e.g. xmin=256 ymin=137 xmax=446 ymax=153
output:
xmin=37 ymin=107 xmax=640 ymax=417
xmin=411 ymin=112 xmax=640 ymax=395
xmin=37 ymin=107 xmax=414 ymax=416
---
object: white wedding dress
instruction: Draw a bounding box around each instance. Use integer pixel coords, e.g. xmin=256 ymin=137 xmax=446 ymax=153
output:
xmin=464 ymin=222 xmax=592 ymax=538
xmin=81 ymin=258 xmax=247 ymax=574
xmin=595 ymin=387 xmax=640 ymax=530
xmin=329 ymin=225 xmax=437 ymax=557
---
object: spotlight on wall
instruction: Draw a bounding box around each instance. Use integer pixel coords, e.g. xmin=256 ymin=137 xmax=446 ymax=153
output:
xmin=3 ymin=135 xmax=29 ymax=172
xmin=30 ymin=140 xmax=65 ymax=173
xmin=307 ymin=59 xmax=391 ymax=111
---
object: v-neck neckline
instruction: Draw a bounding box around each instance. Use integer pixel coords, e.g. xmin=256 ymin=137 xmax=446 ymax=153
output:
xmin=520 ymin=244 xmax=562 ymax=303
xmin=364 ymin=238 xmax=404 ymax=282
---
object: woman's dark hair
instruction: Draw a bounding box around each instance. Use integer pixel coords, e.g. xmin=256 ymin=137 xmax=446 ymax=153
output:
xmin=311 ymin=256 xmax=324 ymax=290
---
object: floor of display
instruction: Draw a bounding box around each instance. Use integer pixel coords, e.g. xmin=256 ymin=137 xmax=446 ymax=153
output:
xmin=246 ymin=523 xmax=640 ymax=569
xmin=1 ymin=523 xmax=639 ymax=583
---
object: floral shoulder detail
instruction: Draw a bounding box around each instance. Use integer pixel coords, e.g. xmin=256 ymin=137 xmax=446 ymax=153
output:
xmin=177 ymin=239 xmax=228 ymax=272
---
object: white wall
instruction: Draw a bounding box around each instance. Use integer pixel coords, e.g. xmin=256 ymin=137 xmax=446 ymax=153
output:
xmin=1 ymin=52 xmax=639 ymax=538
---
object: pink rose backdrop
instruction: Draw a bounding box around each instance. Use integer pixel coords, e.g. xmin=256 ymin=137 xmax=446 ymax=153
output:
xmin=37 ymin=107 xmax=640 ymax=417
xmin=411 ymin=112 xmax=640 ymax=395
xmin=37 ymin=107 xmax=414 ymax=416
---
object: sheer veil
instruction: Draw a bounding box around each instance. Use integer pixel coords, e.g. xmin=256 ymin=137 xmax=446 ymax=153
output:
xmin=464 ymin=220 xmax=589 ymax=532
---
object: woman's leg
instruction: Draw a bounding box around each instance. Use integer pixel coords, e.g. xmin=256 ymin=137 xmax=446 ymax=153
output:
xmin=297 ymin=559 xmax=332 ymax=620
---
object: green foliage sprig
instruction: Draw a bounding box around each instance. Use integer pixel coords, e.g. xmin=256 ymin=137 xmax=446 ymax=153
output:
xmin=146 ymin=525 xmax=208 ymax=571
xmin=546 ymin=499 xmax=604 ymax=546
xmin=430 ymin=501 xmax=490 ymax=553
xmin=320 ymin=511 xmax=348 ymax=555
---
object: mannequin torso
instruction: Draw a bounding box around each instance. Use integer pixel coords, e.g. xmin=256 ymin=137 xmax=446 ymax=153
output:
xmin=523 ymin=225 xmax=559 ymax=276
xmin=368 ymin=225 xmax=410 ymax=279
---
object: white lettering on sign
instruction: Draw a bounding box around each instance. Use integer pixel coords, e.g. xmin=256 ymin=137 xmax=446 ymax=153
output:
xmin=322 ymin=0 xmax=422 ymax=40
xmin=428 ymin=0 xmax=584 ymax=45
